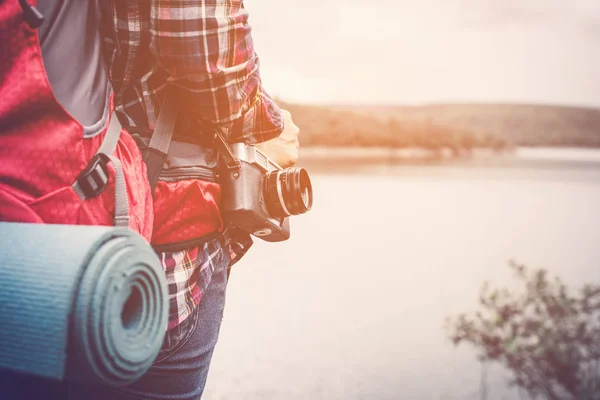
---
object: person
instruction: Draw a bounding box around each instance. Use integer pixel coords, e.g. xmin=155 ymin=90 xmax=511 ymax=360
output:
xmin=0 ymin=1 xmax=300 ymax=399
xmin=91 ymin=1 xmax=301 ymax=399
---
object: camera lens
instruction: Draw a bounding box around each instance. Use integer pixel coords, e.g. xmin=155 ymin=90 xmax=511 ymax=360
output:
xmin=264 ymin=167 xmax=313 ymax=218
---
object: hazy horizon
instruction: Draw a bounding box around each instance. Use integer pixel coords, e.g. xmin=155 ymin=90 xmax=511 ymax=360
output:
xmin=246 ymin=0 xmax=600 ymax=108
xmin=278 ymin=99 xmax=600 ymax=110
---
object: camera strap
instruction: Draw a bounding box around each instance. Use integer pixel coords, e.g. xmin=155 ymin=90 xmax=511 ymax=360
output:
xmin=144 ymin=89 xmax=242 ymax=192
xmin=143 ymin=92 xmax=178 ymax=192
xmin=213 ymin=130 xmax=241 ymax=171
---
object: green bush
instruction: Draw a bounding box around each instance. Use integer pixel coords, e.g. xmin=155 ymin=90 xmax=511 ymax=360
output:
xmin=446 ymin=261 xmax=600 ymax=400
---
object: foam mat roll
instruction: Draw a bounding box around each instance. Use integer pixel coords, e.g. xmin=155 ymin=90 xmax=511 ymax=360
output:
xmin=0 ymin=223 xmax=168 ymax=386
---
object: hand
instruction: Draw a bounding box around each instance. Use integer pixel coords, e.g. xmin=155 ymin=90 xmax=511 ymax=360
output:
xmin=255 ymin=109 xmax=300 ymax=168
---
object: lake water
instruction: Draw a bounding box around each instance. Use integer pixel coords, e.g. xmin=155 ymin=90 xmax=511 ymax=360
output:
xmin=204 ymin=154 xmax=600 ymax=400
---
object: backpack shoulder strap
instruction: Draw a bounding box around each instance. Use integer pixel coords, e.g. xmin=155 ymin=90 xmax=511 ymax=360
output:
xmin=72 ymin=113 xmax=130 ymax=228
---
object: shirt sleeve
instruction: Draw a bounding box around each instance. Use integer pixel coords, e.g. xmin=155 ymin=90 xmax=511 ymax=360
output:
xmin=149 ymin=0 xmax=283 ymax=144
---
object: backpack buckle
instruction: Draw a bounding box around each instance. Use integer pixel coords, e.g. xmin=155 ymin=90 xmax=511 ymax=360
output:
xmin=76 ymin=154 xmax=110 ymax=198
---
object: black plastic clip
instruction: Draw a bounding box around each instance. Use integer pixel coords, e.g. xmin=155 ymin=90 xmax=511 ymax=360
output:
xmin=76 ymin=153 xmax=110 ymax=198
xmin=213 ymin=130 xmax=241 ymax=171
xmin=19 ymin=0 xmax=44 ymax=29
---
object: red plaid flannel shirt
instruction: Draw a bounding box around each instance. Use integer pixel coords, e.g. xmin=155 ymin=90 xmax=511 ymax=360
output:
xmin=101 ymin=0 xmax=283 ymax=329
xmin=160 ymin=227 xmax=250 ymax=329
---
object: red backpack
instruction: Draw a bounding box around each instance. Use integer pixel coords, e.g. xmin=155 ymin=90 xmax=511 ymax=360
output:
xmin=0 ymin=0 xmax=153 ymax=240
xmin=0 ymin=1 xmax=223 ymax=252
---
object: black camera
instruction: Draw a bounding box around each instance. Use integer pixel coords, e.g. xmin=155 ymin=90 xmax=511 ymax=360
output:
xmin=219 ymin=143 xmax=313 ymax=242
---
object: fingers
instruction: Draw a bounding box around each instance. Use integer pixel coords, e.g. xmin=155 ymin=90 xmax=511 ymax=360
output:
xmin=285 ymin=148 xmax=299 ymax=167
xmin=255 ymin=109 xmax=300 ymax=167
xmin=283 ymin=111 xmax=300 ymax=166
xmin=281 ymin=110 xmax=300 ymax=140
xmin=280 ymin=108 xmax=292 ymax=119
xmin=281 ymin=109 xmax=299 ymax=134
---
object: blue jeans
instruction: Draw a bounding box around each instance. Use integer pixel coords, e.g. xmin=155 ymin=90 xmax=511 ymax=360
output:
xmin=0 ymin=249 xmax=230 ymax=400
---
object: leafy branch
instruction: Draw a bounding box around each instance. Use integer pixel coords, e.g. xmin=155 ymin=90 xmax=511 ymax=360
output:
xmin=446 ymin=261 xmax=600 ymax=400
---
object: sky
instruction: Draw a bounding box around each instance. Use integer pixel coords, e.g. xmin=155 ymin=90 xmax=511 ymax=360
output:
xmin=245 ymin=0 xmax=600 ymax=107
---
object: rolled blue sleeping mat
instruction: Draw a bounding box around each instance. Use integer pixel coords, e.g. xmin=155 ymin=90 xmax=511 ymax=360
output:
xmin=0 ymin=223 xmax=168 ymax=387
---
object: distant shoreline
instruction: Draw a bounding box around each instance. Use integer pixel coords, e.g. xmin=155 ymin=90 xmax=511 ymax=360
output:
xmin=297 ymin=146 xmax=600 ymax=171
xmin=283 ymin=102 xmax=600 ymax=151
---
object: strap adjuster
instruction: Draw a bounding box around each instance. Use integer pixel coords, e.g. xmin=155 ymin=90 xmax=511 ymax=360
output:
xmin=76 ymin=154 xmax=110 ymax=198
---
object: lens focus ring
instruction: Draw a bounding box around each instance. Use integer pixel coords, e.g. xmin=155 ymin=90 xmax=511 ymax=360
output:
xmin=264 ymin=167 xmax=312 ymax=219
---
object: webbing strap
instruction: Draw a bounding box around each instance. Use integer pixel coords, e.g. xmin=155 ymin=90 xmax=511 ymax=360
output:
xmin=144 ymin=95 xmax=178 ymax=191
xmin=109 ymin=155 xmax=129 ymax=228
xmin=72 ymin=113 xmax=130 ymax=228
xmin=213 ymin=130 xmax=241 ymax=170
xmin=97 ymin=112 xmax=122 ymax=155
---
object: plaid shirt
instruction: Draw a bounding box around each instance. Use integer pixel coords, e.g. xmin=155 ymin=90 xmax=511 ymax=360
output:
xmin=161 ymin=227 xmax=251 ymax=330
xmin=101 ymin=0 xmax=282 ymax=329
xmin=102 ymin=0 xmax=283 ymax=144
